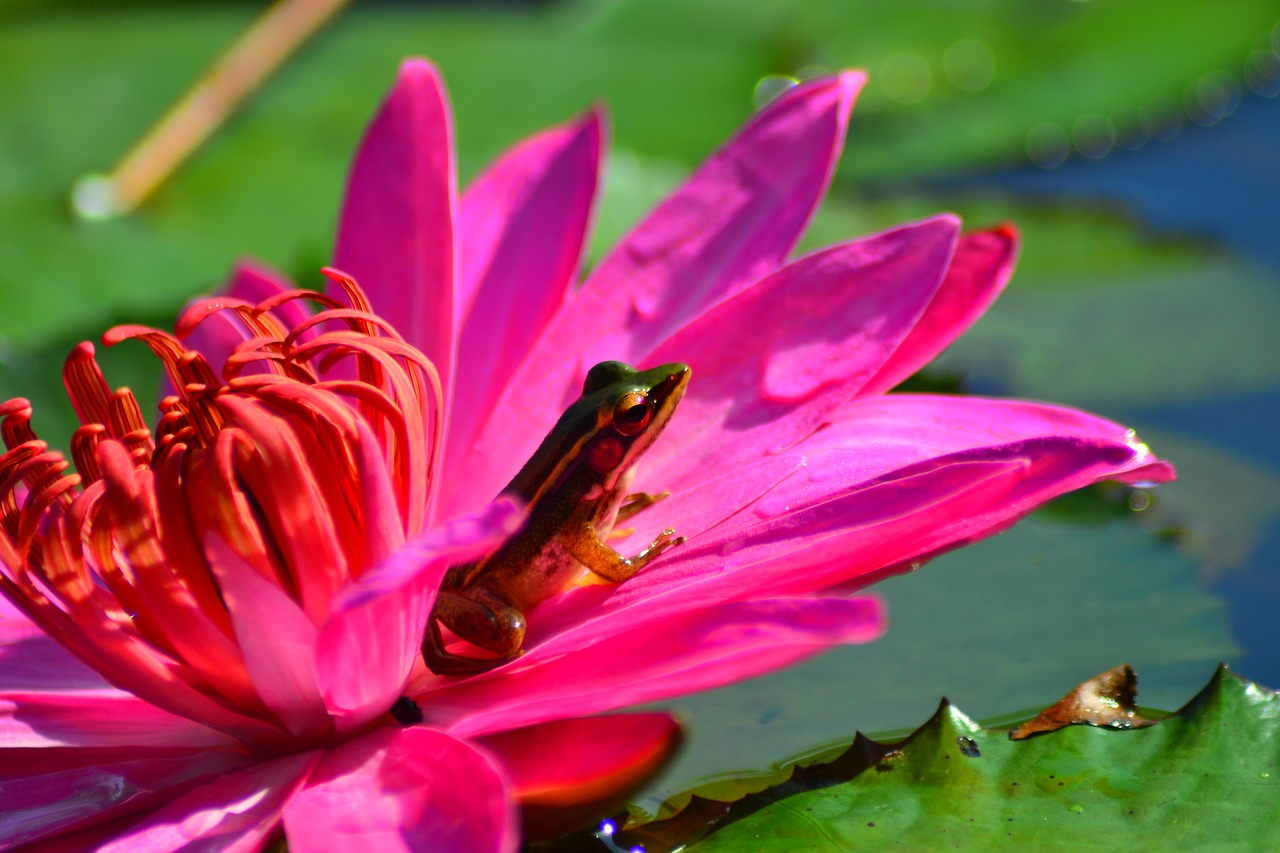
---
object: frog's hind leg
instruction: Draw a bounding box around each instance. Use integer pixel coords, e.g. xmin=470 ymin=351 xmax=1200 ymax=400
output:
xmin=421 ymin=589 xmax=526 ymax=676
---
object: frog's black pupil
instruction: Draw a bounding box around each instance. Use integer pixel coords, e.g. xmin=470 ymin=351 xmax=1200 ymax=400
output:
xmin=621 ymin=402 xmax=648 ymax=424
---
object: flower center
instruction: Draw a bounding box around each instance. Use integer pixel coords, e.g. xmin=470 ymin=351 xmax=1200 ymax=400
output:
xmin=0 ymin=269 xmax=441 ymax=748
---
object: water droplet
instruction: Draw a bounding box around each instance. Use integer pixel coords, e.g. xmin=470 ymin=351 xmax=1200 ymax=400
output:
xmin=1128 ymin=490 xmax=1151 ymax=512
xmin=943 ymin=38 xmax=996 ymax=92
xmin=807 ymin=465 xmax=840 ymax=484
xmin=754 ymin=495 xmax=791 ymax=519
xmin=1026 ymin=124 xmax=1069 ymax=168
xmin=598 ymin=819 xmax=617 ymax=836
xmin=719 ymin=535 xmax=748 ymax=557
xmin=753 ymin=75 xmax=800 ymax=109
xmin=1067 ymin=803 xmax=1085 ymax=815
xmin=957 ymin=736 xmax=981 ymax=758
xmin=1261 ymin=771 xmax=1271 ymax=779
xmin=880 ymin=52 xmax=932 ymax=104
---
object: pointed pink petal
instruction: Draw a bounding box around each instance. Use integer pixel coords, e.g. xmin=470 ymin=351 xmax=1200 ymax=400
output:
xmin=0 ymin=688 xmax=237 ymax=748
xmin=433 ymin=596 xmax=882 ymax=737
xmin=476 ymin=713 xmax=681 ymax=844
xmin=334 ymin=58 xmax=457 ymax=397
xmin=0 ymin=747 xmax=261 ymax=849
xmin=204 ymin=535 xmax=331 ymax=742
xmin=584 ymin=395 xmax=1173 ymax=618
xmin=629 ymin=222 xmax=1108 ymax=497
xmin=445 ymin=111 xmax=603 ymax=496
xmin=447 ymin=71 xmax=867 ymax=513
xmin=636 ymin=216 xmax=960 ymax=490
xmin=283 ymin=727 xmax=517 ymax=853
xmin=860 ymin=224 xmax=1019 ymax=395
xmin=315 ymin=500 xmax=522 ymax=733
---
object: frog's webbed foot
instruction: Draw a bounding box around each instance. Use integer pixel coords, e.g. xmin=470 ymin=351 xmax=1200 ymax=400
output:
xmin=633 ymin=527 xmax=686 ymax=565
xmin=616 ymin=490 xmax=671 ymax=523
xmin=421 ymin=589 xmax=526 ymax=676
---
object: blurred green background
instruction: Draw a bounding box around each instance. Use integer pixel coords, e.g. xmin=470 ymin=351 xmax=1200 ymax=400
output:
xmin=2 ymin=0 xmax=1278 ymax=813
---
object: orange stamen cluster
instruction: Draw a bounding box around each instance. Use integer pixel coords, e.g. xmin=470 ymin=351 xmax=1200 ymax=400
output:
xmin=0 ymin=269 xmax=442 ymax=747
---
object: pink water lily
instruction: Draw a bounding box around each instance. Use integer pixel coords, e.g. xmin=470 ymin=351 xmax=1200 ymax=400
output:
xmin=0 ymin=57 xmax=1172 ymax=852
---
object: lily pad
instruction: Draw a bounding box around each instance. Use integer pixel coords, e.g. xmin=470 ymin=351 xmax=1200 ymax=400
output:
xmin=623 ymin=664 xmax=1279 ymax=851
xmin=636 ymin=516 xmax=1235 ymax=816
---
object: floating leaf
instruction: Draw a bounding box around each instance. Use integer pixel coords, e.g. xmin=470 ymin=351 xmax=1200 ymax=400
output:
xmin=616 ymin=665 xmax=1279 ymax=851
xmin=633 ymin=517 xmax=1233 ymax=817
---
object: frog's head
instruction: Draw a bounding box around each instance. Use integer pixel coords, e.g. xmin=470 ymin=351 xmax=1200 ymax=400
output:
xmin=579 ymin=360 xmax=690 ymax=490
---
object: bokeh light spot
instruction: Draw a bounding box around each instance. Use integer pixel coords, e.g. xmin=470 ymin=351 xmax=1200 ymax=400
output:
xmin=880 ymin=52 xmax=932 ymax=104
xmin=943 ymin=38 xmax=996 ymax=92
xmin=1026 ymin=124 xmax=1070 ymax=168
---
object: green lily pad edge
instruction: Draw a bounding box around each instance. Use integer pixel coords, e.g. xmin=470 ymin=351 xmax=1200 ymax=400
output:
xmin=600 ymin=664 xmax=1278 ymax=852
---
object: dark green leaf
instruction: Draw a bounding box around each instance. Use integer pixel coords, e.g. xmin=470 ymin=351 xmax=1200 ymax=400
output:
xmin=631 ymin=665 xmax=1279 ymax=851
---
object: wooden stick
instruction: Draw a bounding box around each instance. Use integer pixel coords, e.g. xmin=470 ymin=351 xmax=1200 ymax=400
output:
xmin=72 ymin=0 xmax=352 ymax=220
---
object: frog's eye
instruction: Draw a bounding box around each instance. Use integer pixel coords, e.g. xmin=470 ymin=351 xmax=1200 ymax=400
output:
xmin=613 ymin=391 xmax=652 ymax=436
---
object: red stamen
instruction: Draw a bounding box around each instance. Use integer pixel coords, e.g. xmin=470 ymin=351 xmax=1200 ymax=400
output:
xmin=62 ymin=343 xmax=113 ymax=428
xmin=71 ymin=424 xmax=106 ymax=485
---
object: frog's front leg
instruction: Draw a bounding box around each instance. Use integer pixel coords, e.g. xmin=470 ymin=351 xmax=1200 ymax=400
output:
xmin=422 ymin=586 xmax=526 ymax=675
xmin=616 ymin=490 xmax=671 ymax=523
xmin=561 ymin=502 xmax=686 ymax=583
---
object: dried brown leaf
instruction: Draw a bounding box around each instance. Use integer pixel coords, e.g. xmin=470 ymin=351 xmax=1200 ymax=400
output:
xmin=1008 ymin=663 xmax=1157 ymax=740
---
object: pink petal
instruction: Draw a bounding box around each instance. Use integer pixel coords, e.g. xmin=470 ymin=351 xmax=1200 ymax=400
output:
xmin=314 ymin=500 xmax=522 ymax=733
xmin=447 ymin=71 xmax=867 ymax=514
xmin=204 ymin=536 xmax=331 ymax=742
xmin=445 ymin=111 xmax=603 ymax=496
xmin=0 ymin=594 xmax=43 ymax=641
xmin=634 ymin=216 xmax=960 ymax=494
xmin=4 ymin=579 xmax=281 ymax=746
xmin=592 ymin=395 xmax=1174 ymax=617
xmin=334 ymin=58 xmax=457 ymax=399
xmin=283 ymin=727 xmax=516 ymax=853
xmin=860 ymin=224 xmax=1019 ymax=396
xmin=476 ymin=713 xmax=681 ymax=844
xmin=758 ymin=217 xmax=959 ymax=403
xmin=632 ymin=226 xmax=1136 ymax=494
xmin=432 ymin=596 xmax=882 ymax=737
xmin=0 ymin=630 xmax=114 ymax=692
xmin=0 ymin=689 xmax=237 ymax=749
xmin=0 ymin=747 xmax=261 ymax=849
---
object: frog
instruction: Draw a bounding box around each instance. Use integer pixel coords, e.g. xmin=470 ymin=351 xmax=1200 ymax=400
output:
xmin=421 ymin=360 xmax=691 ymax=675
